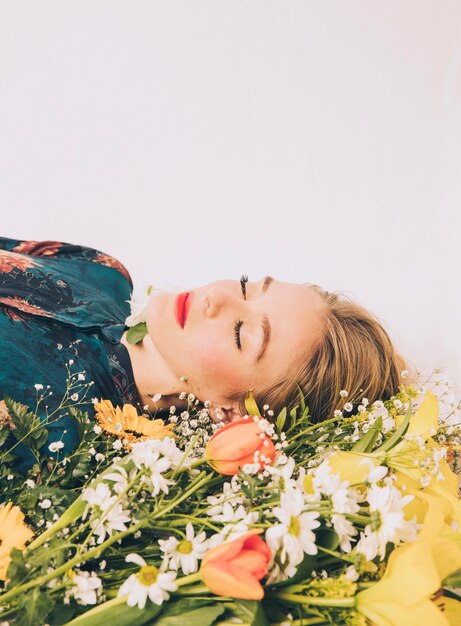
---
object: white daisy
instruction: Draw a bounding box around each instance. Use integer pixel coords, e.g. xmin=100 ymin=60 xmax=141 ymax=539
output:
xmin=265 ymin=488 xmax=320 ymax=566
xmin=118 ymin=553 xmax=177 ymax=609
xmin=356 ymin=483 xmax=418 ymax=560
xmin=158 ymin=523 xmax=208 ymax=575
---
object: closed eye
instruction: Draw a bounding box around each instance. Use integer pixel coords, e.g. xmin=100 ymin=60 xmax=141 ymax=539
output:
xmin=233 ymin=319 xmax=243 ymax=349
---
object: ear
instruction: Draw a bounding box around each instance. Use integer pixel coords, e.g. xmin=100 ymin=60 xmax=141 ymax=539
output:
xmin=208 ymin=402 xmax=243 ymax=424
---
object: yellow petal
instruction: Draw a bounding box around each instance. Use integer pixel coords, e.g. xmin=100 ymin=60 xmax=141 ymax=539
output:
xmin=434 ymin=597 xmax=461 ymax=626
xmin=322 ymin=451 xmax=384 ymax=485
xmin=406 ymin=390 xmax=439 ymax=439
xmin=433 ymin=537 xmax=461 ymax=582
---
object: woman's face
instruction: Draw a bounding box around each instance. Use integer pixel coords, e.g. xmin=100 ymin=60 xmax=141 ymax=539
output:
xmin=145 ymin=276 xmax=326 ymax=415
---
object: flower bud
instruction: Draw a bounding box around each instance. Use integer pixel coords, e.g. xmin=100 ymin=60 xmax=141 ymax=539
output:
xmin=205 ymin=418 xmax=276 ymax=476
xmin=201 ymin=530 xmax=271 ymax=600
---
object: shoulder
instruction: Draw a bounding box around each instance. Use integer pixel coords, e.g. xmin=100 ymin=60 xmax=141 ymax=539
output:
xmin=0 ymin=237 xmax=132 ymax=287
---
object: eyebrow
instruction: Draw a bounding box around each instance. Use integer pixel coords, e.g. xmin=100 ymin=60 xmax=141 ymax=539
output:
xmin=262 ymin=275 xmax=273 ymax=293
xmin=255 ymin=276 xmax=273 ymax=363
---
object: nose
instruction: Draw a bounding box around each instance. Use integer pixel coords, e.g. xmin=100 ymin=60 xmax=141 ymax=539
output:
xmin=206 ymin=285 xmax=238 ymax=319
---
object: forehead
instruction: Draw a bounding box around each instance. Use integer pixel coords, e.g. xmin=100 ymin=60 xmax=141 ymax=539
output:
xmin=265 ymin=280 xmax=326 ymax=368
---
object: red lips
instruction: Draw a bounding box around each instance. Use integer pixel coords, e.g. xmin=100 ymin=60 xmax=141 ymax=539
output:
xmin=175 ymin=292 xmax=191 ymax=328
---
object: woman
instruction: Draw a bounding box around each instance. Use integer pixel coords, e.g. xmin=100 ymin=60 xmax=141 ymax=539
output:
xmin=0 ymin=236 xmax=408 ymax=473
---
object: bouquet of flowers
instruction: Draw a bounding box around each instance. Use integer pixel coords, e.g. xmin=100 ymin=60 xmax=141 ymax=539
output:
xmin=1 ymin=365 xmax=461 ymax=626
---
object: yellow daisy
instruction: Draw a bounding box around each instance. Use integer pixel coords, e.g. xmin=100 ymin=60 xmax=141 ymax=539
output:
xmin=94 ymin=400 xmax=174 ymax=450
xmin=0 ymin=502 xmax=34 ymax=581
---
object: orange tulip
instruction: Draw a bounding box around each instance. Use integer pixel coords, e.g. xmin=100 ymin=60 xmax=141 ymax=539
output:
xmin=205 ymin=417 xmax=277 ymax=475
xmin=201 ymin=530 xmax=271 ymax=600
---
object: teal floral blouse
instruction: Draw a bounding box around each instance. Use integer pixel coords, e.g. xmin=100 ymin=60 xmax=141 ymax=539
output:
xmin=0 ymin=237 xmax=141 ymax=473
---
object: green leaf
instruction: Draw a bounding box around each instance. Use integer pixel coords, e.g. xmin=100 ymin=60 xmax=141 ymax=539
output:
xmin=48 ymin=604 xmax=78 ymax=626
xmin=66 ymin=598 xmax=223 ymax=626
xmin=232 ymin=600 xmax=270 ymax=626
xmin=17 ymin=587 xmax=53 ymax=626
xmin=4 ymin=396 xmax=47 ymax=458
xmin=275 ymin=408 xmax=287 ymax=433
xmin=126 ymin=322 xmax=148 ymax=345
xmin=317 ymin=527 xmax=340 ymax=552
xmin=154 ymin=602 xmax=225 ymax=626
xmin=66 ymin=596 xmax=164 ymax=626
xmin=244 ymin=390 xmax=261 ymax=417
xmin=444 ymin=568 xmax=461 ymax=588
xmin=352 ymin=416 xmax=383 ymax=453
xmin=269 ymin=553 xmax=317 ymax=588
xmin=376 ymin=399 xmax=413 ymax=452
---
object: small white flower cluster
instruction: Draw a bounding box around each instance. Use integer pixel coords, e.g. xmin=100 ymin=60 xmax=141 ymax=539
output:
xmin=169 ymin=402 xmax=222 ymax=458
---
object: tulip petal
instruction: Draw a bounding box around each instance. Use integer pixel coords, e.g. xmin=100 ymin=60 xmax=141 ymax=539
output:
xmin=231 ymin=549 xmax=269 ymax=579
xmin=202 ymin=529 xmax=262 ymax=566
xmin=202 ymin=561 xmax=264 ymax=600
xmin=243 ymin=535 xmax=272 ymax=562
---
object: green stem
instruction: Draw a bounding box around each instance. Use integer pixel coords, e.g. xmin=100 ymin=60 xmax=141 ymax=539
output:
xmin=151 ymin=472 xmax=212 ymax=519
xmin=175 ymin=572 xmax=202 ymax=587
xmin=0 ymin=521 xmax=143 ymax=604
xmin=289 ymin=416 xmax=342 ymax=442
xmin=271 ymin=592 xmax=355 ymax=607
xmin=66 ymin=596 xmax=128 ymax=624
xmin=317 ymin=545 xmax=355 ymax=563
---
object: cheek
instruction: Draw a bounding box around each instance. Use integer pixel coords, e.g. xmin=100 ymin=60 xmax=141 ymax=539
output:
xmin=195 ymin=342 xmax=247 ymax=388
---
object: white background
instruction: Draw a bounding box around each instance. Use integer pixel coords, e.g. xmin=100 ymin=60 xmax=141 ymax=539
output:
xmin=1 ymin=1 xmax=460 ymax=408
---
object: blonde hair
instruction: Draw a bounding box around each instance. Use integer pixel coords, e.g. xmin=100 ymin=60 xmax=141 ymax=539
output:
xmin=230 ymin=285 xmax=411 ymax=422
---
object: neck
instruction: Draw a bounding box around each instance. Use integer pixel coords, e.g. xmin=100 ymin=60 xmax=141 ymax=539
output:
xmin=120 ymin=330 xmax=189 ymax=413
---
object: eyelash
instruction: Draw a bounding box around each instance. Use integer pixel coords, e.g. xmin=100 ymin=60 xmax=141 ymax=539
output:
xmin=233 ymin=274 xmax=248 ymax=349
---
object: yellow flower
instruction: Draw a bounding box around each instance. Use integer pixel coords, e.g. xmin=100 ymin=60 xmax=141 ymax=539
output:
xmin=94 ymin=400 xmax=174 ymax=449
xmin=0 ymin=502 xmax=34 ymax=581
xmin=356 ymin=494 xmax=461 ymax=626
xmin=434 ymin=597 xmax=461 ymax=626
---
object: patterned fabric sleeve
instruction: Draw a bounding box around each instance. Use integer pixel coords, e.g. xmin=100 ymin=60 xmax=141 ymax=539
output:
xmin=0 ymin=237 xmax=132 ymax=286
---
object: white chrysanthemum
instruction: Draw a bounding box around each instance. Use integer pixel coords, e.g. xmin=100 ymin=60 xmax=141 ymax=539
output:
xmin=211 ymin=502 xmax=259 ymax=541
xmin=104 ymin=464 xmax=138 ymax=495
xmin=125 ymin=288 xmax=150 ymax=327
xmin=71 ymin=571 xmax=102 ymax=605
xmin=312 ymin=460 xmax=360 ymax=515
xmin=265 ymin=488 xmax=320 ymax=566
xmin=82 ymin=482 xmax=131 ymax=544
xmin=265 ymin=456 xmax=297 ymax=490
xmin=131 ymin=441 xmax=172 ymax=496
xmin=206 ymin=483 xmax=244 ymax=516
xmin=143 ymin=437 xmax=185 ymax=468
xmin=91 ymin=502 xmax=131 ymax=544
xmin=331 ymin=513 xmax=357 ymax=552
xmin=266 ymin=559 xmax=298 ymax=585
xmin=118 ymin=553 xmax=177 ymax=609
xmin=158 ymin=523 xmax=208 ymax=574
xmin=82 ymin=482 xmax=115 ymax=514
xmin=356 ymin=483 xmax=418 ymax=560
